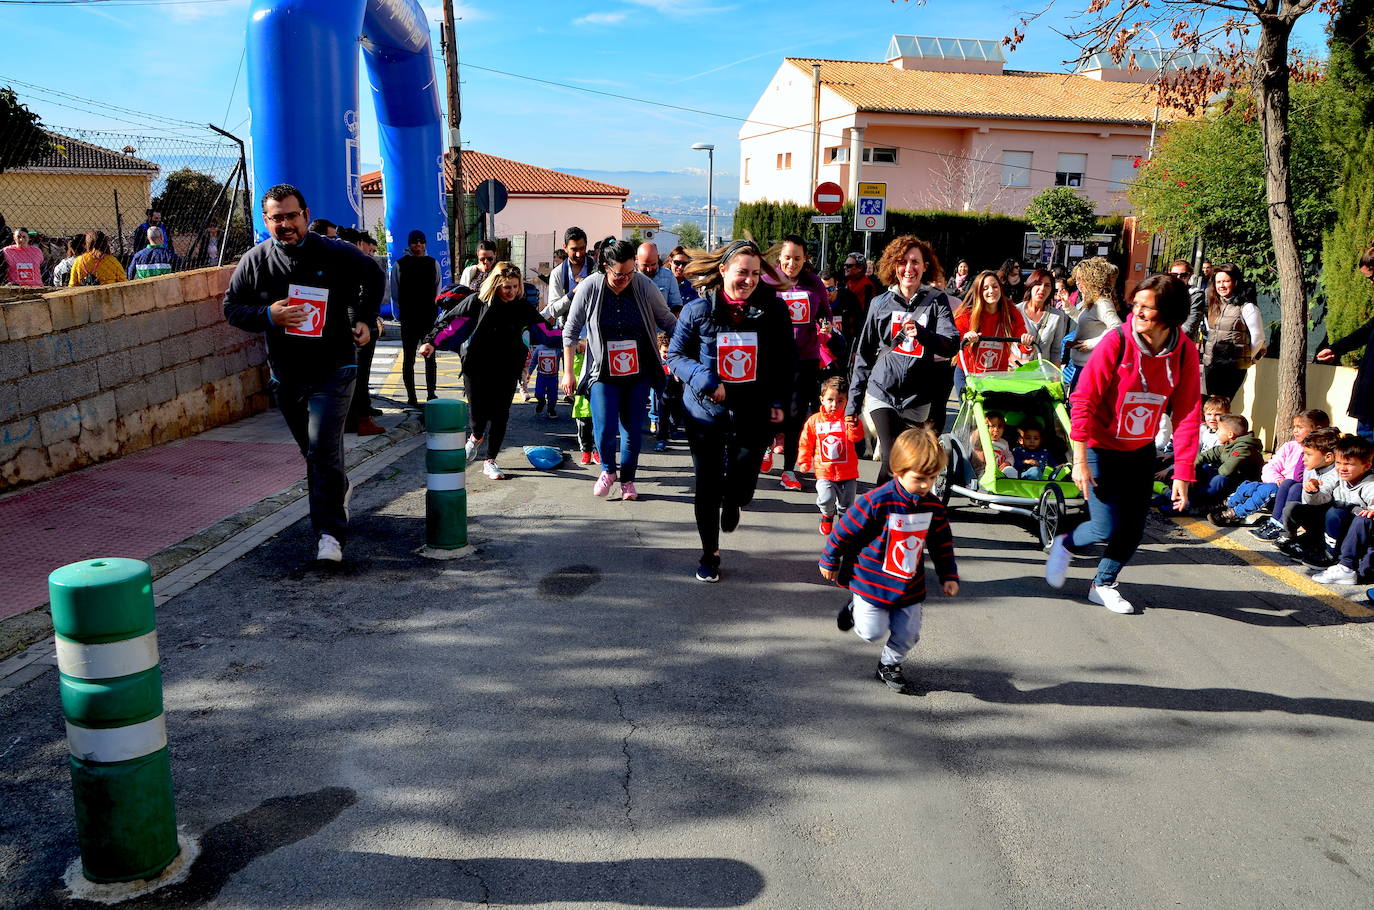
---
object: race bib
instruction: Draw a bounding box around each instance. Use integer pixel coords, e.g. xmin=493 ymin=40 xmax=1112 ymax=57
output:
xmin=781 ymin=290 xmax=811 ymax=325
xmin=831 ymin=315 xmax=844 ymax=331
xmin=817 ymin=419 xmax=846 ymax=464
xmin=717 ymin=332 xmax=758 ymax=383
xmin=537 ymin=352 xmax=557 ymax=375
xmin=890 ymin=313 xmax=924 ymax=357
xmin=881 ymin=512 xmax=932 ymax=579
xmin=965 ymin=340 xmax=1009 ymax=373
xmin=607 ymin=339 xmax=639 ymax=377
xmin=15 ymin=260 xmax=35 ymax=283
xmin=1118 ymin=391 xmax=1167 ymax=441
xmin=284 ymin=284 xmax=328 ymax=338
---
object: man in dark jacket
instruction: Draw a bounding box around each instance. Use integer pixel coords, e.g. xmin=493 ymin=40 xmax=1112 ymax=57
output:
xmin=222 ymin=184 xmax=382 ymax=563
xmin=388 ymin=229 xmax=442 ymax=406
xmin=127 ymin=226 xmax=180 ymax=279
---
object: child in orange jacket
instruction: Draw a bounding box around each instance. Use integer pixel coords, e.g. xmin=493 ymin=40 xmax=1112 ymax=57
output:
xmin=798 ymin=376 xmax=867 ymax=535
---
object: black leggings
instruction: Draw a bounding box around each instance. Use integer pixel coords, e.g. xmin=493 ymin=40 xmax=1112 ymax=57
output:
xmin=466 ymin=364 xmax=520 ymax=459
xmin=782 ymin=360 xmax=821 ymax=473
xmin=401 ymin=317 xmax=438 ymax=402
xmin=869 ymin=406 xmax=926 ymax=486
xmin=1203 ymin=362 xmax=1248 ymax=400
xmin=686 ymin=413 xmax=771 ymax=558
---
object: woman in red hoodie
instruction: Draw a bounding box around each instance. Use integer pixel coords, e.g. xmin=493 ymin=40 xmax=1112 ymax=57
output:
xmin=1045 ymin=274 xmax=1201 ymax=614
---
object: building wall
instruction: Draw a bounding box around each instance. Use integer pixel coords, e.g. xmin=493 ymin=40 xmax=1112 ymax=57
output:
xmin=0 ymin=171 xmax=154 ymax=249
xmin=739 ymin=65 xmax=1151 ymax=217
xmin=0 ymin=267 xmax=269 ymax=490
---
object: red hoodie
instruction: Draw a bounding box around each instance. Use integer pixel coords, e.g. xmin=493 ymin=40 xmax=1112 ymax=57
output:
xmin=797 ymin=408 xmax=865 ymax=482
xmin=1069 ymin=315 xmax=1202 ymax=482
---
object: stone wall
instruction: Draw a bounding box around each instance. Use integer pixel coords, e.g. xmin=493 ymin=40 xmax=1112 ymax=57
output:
xmin=0 ymin=267 xmax=269 ymax=490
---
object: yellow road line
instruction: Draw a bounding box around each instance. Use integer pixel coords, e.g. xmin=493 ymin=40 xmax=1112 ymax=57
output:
xmin=1173 ymin=516 xmax=1374 ymax=619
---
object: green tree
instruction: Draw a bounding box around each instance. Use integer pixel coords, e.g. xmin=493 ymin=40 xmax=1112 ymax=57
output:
xmin=0 ymin=86 xmax=48 ymax=174
xmin=151 ymin=167 xmax=224 ymax=235
xmin=630 ymin=227 xmax=643 ymax=245
xmin=1127 ymin=82 xmax=1338 ymax=285
xmin=672 ymin=221 xmax=705 ymax=248
xmin=1318 ymin=5 xmax=1374 ymax=361
xmin=1024 ymin=187 xmax=1097 ymax=266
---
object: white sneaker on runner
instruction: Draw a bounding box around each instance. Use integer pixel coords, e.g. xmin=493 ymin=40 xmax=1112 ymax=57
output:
xmin=1045 ymin=534 xmax=1072 ymax=589
xmin=1312 ymin=563 xmax=1357 ymax=585
xmin=465 ymin=436 xmax=479 ymax=460
xmin=316 ymin=533 xmax=343 ymax=563
xmin=1088 ymin=583 xmax=1135 ymax=614
xmin=482 ymin=460 xmax=506 ymax=480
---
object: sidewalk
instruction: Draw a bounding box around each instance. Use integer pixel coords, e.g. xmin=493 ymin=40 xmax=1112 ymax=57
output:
xmin=0 ymin=336 xmax=454 ymax=652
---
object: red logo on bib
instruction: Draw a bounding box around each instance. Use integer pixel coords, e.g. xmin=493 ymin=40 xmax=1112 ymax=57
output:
xmin=607 ymin=340 xmax=639 ymax=377
xmin=1118 ymin=391 xmax=1167 ymax=441
xmin=782 ymin=290 xmax=811 ymax=325
xmin=890 ymin=313 xmax=924 ymax=357
xmin=284 ymin=284 xmax=328 ymax=338
xmin=881 ymin=513 xmax=932 ymax=579
xmin=717 ymin=332 xmax=758 ymax=382
xmin=537 ymin=352 xmax=557 ymax=375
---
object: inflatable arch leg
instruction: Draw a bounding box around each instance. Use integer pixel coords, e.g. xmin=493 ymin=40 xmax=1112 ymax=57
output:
xmin=247 ymin=0 xmax=451 ymax=286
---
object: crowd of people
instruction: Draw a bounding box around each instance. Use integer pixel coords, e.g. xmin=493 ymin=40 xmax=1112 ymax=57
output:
xmin=215 ymin=182 xmax=1374 ymax=694
xmin=0 ymin=208 xmax=227 ymax=288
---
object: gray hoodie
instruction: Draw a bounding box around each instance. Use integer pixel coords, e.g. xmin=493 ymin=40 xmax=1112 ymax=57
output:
xmin=1302 ymin=466 xmax=1374 ymax=508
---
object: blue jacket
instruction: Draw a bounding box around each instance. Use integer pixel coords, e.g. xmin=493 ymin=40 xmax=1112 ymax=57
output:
xmin=127 ymin=244 xmax=179 ymax=280
xmin=667 ymin=287 xmax=796 ymax=425
xmin=646 ymin=267 xmax=682 ymax=311
xmin=820 ymin=479 xmax=958 ymax=609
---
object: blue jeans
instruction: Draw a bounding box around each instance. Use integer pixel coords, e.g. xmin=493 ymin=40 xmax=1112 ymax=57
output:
xmin=590 ymin=378 xmax=650 ymax=481
xmin=1226 ymin=480 xmax=1277 ymax=517
xmin=272 ymin=366 xmax=356 ymax=541
xmin=1065 ymin=445 xmax=1155 ymax=586
xmin=1358 ymin=421 xmax=1374 ymax=443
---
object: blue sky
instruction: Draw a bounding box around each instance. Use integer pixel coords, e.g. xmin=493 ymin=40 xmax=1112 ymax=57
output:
xmin=3 ymin=0 xmax=1334 ymax=187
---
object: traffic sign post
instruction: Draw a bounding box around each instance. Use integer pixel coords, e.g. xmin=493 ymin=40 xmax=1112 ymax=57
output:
xmin=855 ymin=181 xmax=886 ymax=263
xmin=812 ymin=182 xmax=845 ymax=272
xmin=475 ymin=178 xmax=508 ymax=247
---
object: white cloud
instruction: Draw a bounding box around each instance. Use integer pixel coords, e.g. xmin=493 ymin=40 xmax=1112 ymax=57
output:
xmin=574 ymin=11 xmax=628 ymax=26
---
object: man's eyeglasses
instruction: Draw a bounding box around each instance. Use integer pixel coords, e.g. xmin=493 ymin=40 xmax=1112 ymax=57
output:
xmin=264 ymin=211 xmax=303 ymax=224
xmin=607 ymin=268 xmax=635 ymax=282
xmin=824 ymin=285 xmax=838 ymax=293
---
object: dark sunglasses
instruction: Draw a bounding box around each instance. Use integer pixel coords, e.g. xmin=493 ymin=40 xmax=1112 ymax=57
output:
xmin=670 ymin=259 xmax=690 ymax=267
xmin=498 ymin=267 xmax=521 ymax=277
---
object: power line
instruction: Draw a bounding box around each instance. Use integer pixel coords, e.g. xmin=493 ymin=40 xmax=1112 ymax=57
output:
xmin=0 ymin=0 xmax=237 ymax=6
xmin=0 ymin=74 xmax=205 ymax=128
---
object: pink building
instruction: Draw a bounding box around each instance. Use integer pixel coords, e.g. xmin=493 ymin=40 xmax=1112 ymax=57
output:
xmin=739 ymin=36 xmax=1175 ymax=217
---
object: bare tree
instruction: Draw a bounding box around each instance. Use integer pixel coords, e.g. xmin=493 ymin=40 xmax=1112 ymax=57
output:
xmin=917 ymin=147 xmax=1012 ymax=213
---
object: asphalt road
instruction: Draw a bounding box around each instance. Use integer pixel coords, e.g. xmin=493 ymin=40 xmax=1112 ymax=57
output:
xmin=3 ymin=403 xmax=1373 ymax=909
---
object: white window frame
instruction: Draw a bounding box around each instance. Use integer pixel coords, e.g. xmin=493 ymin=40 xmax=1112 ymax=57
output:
xmin=863 ymin=147 xmax=898 ymax=165
xmin=1055 ymin=152 xmax=1087 ymax=188
xmin=825 ymin=146 xmax=849 ymax=164
xmin=1001 ymin=150 xmax=1032 ymax=187
xmin=1109 ymin=155 xmax=1135 ymax=192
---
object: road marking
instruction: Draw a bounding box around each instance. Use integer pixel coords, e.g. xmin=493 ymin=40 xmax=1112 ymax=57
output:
xmin=1173 ymin=516 xmax=1374 ymax=619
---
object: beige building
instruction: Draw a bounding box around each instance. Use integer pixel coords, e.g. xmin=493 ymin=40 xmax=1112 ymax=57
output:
xmin=739 ymin=36 xmax=1180 ymax=217
xmin=0 ymin=130 xmax=158 ymax=248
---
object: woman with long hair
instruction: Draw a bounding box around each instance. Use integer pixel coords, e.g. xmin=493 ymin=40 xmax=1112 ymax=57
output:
xmin=765 ymin=233 xmax=832 ymax=493
xmin=561 ymin=238 xmax=677 ymax=501
xmin=848 ymin=235 xmax=959 ymax=485
xmin=1017 ymin=268 xmax=1072 ymax=366
xmin=954 ymin=271 xmax=1035 ymax=376
xmin=51 ymin=234 xmax=85 ymax=287
xmin=419 ymin=261 xmax=548 ymax=480
xmin=996 ymin=258 xmax=1025 ymax=303
xmin=1046 ymin=274 xmax=1201 ymax=614
xmin=945 ymin=259 xmax=971 ymax=299
xmin=667 ymin=239 xmax=796 ymax=582
xmin=68 ymin=230 xmax=125 ymax=286
xmin=1066 ymin=257 xmax=1124 ymax=385
xmin=1200 ymin=262 xmax=1265 ymax=399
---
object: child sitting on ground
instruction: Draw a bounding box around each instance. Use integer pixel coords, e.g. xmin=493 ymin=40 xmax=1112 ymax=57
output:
xmin=1195 ymin=414 xmax=1264 ymax=511
xmin=1013 ymin=422 xmax=1056 ymax=480
xmin=1288 ymin=435 xmax=1374 ymax=585
xmin=970 ymin=412 xmax=1018 ymax=479
xmin=797 ymin=376 xmax=866 ymax=536
xmin=1277 ymin=427 xmax=1343 ymax=560
xmin=819 ymin=428 xmax=959 ymax=695
xmin=1158 ymin=395 xmax=1231 ymax=485
xmin=1214 ymin=408 xmax=1330 ymax=529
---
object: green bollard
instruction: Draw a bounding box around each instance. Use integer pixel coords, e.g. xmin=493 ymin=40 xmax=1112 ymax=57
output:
xmin=49 ymin=558 xmax=179 ymax=884
xmin=425 ymin=398 xmax=469 ymax=549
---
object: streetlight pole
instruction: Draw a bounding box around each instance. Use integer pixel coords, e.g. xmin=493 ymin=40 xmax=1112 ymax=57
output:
xmin=692 ymin=142 xmax=715 ymax=250
xmin=1134 ymin=25 xmax=1166 ymax=159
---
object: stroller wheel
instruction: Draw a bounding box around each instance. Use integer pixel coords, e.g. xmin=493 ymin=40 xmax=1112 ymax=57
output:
xmin=1037 ymin=483 xmax=1065 ymax=551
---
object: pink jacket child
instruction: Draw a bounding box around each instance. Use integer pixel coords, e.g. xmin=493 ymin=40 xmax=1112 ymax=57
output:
xmin=1070 ymin=317 xmax=1203 ymax=482
xmin=1262 ymin=440 xmax=1306 ymax=484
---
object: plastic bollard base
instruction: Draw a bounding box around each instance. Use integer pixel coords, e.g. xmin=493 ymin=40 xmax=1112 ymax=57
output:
xmin=417 ymin=544 xmax=476 ymax=561
xmin=64 ymin=830 xmax=199 ymax=903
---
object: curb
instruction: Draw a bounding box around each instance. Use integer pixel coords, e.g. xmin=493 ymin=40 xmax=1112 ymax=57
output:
xmin=0 ymin=414 xmax=425 ymax=664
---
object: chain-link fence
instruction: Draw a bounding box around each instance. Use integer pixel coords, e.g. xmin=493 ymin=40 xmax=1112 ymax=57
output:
xmin=0 ymin=124 xmax=253 ymax=284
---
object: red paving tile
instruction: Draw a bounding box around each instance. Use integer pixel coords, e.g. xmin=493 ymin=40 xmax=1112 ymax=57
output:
xmin=0 ymin=439 xmax=303 ymax=621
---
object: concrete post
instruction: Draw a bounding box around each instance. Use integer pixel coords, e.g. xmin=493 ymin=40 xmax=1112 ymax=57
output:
xmin=425 ymin=398 xmax=469 ymax=549
xmin=49 ymin=558 xmax=179 ymax=884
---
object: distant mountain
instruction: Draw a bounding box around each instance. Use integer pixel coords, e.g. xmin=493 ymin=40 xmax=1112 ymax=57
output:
xmin=559 ymin=168 xmax=739 ymax=201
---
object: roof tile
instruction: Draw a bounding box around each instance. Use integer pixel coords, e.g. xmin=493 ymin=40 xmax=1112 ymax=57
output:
xmin=621 ymin=208 xmax=661 ymax=227
xmin=361 ymin=150 xmax=628 ymax=197
xmin=21 ymin=130 xmax=159 ymax=172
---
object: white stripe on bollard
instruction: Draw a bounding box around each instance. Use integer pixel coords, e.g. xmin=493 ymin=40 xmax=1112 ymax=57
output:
xmin=426 ymin=472 xmax=466 ymax=491
xmin=55 ymin=632 xmax=160 ymax=681
xmin=426 ymin=431 xmax=467 ymax=450
xmin=65 ymin=715 xmax=168 ymax=763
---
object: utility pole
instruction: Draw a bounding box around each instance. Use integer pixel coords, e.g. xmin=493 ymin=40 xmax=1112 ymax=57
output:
xmin=441 ymin=0 xmax=465 ymax=277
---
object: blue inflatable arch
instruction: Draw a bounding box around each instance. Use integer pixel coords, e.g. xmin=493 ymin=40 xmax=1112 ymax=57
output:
xmin=246 ymin=0 xmax=450 ymax=282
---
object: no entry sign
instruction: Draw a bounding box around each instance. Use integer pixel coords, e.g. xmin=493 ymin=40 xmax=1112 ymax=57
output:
xmin=813 ymin=181 xmax=844 ymax=215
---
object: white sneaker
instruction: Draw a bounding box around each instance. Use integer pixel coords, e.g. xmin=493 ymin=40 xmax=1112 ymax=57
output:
xmin=465 ymin=436 xmax=479 ymax=460
xmin=1045 ymin=534 xmax=1072 ymax=589
xmin=1088 ymin=583 xmax=1134 ymax=614
xmin=1312 ymin=563 xmax=1357 ymax=585
xmin=316 ymin=533 xmax=343 ymax=563
xmin=482 ymin=460 xmax=506 ymax=480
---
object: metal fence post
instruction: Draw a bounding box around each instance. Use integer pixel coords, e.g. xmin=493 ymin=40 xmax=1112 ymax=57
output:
xmin=426 ymin=398 xmax=469 ymax=549
xmin=48 ymin=558 xmax=179 ymax=885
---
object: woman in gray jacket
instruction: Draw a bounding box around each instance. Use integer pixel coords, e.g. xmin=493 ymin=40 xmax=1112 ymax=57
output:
xmin=561 ymin=239 xmax=677 ymax=501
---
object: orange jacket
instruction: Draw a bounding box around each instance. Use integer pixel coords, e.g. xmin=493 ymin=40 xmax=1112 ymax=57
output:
xmin=797 ymin=409 xmax=865 ymax=482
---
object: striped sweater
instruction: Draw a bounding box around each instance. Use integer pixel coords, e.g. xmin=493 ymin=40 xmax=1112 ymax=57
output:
xmin=819 ymin=479 xmax=958 ymax=608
